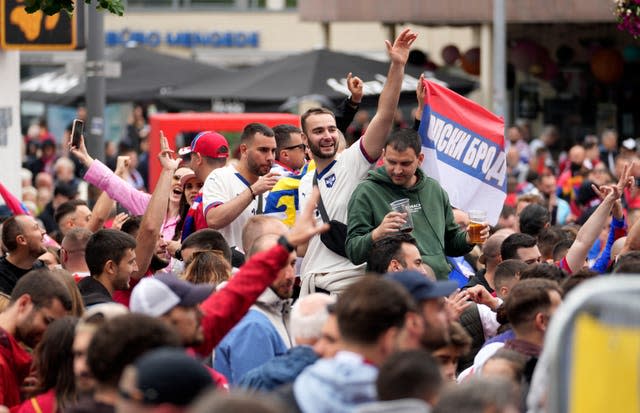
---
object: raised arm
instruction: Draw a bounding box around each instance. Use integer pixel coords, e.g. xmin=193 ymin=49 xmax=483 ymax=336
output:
xmin=335 ymin=72 xmax=364 ymax=133
xmin=133 ymin=133 xmax=180 ymax=279
xmin=197 ymin=187 xmax=329 ymax=355
xmin=412 ymin=73 xmax=426 ymax=131
xmin=565 ymin=164 xmax=632 ymax=272
xmin=70 ymin=135 xmax=150 ymax=215
xmin=361 ymin=28 xmax=417 ymax=159
xmin=87 ymin=189 xmax=115 ymax=233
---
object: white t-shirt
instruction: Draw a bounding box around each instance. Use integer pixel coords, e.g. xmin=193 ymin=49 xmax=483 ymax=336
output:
xmin=202 ymin=165 xmax=263 ymax=251
xmin=298 ymin=138 xmax=376 ymax=275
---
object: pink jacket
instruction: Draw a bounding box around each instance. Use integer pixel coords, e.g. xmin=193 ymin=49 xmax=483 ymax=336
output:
xmin=84 ymin=160 xmax=179 ymax=241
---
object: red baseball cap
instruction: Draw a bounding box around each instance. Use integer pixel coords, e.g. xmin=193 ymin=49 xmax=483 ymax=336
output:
xmin=178 ymin=131 xmax=229 ymax=159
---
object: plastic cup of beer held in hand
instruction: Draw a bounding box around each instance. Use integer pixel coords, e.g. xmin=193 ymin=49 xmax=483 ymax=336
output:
xmin=467 ymin=210 xmax=486 ymax=244
xmin=390 ymin=198 xmax=414 ymax=233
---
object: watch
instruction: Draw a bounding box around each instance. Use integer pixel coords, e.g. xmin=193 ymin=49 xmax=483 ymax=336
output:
xmin=277 ymin=235 xmax=295 ymax=252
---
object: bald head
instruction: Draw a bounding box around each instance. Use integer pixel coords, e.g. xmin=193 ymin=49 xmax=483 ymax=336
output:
xmin=481 ymin=230 xmax=513 ymax=269
xmin=241 ymin=216 xmax=287 ymax=254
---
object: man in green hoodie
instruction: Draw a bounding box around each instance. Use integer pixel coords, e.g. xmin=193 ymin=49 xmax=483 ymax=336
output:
xmin=346 ymin=128 xmax=488 ymax=280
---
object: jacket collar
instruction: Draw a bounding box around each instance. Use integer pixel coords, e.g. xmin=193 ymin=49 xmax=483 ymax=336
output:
xmin=256 ymin=286 xmax=292 ymax=314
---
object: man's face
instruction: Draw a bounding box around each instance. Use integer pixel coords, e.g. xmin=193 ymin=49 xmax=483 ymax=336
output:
xmin=244 ymin=133 xmax=276 ymax=176
xmin=281 ymin=132 xmax=307 ymax=171
xmin=73 ymin=329 xmax=96 ymax=395
xmin=396 ymin=243 xmax=426 ymax=274
xmin=113 ymin=249 xmax=138 ymax=290
xmin=16 ymin=298 xmax=67 ymax=348
xmin=431 ymin=345 xmax=462 ymax=382
xmin=116 ymin=366 xmax=145 ymax=413
xmin=383 ymin=146 xmax=424 ymax=188
xmin=271 ymin=252 xmax=296 ymax=299
xmin=538 ymin=176 xmax=557 ymax=196
xmin=162 ymin=305 xmax=203 ymax=347
xmin=516 ymin=245 xmax=542 ymax=265
xmin=420 ymin=297 xmax=450 ymax=347
xmin=183 ymin=178 xmax=203 ymax=205
xmin=17 ymin=215 xmax=46 ymax=257
xmin=313 ymin=314 xmax=341 ymax=358
xmin=303 ymin=113 xmax=339 ymax=160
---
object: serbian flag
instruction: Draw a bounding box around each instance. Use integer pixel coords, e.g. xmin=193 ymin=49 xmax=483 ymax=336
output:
xmin=419 ymin=80 xmax=506 ymax=225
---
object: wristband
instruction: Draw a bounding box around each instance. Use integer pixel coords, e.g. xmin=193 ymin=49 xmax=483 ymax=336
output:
xmin=248 ymin=185 xmax=257 ymax=199
xmin=278 ymin=235 xmax=295 ymax=252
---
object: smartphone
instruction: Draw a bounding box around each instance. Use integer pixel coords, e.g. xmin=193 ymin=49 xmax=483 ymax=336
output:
xmin=71 ymin=119 xmax=84 ymax=148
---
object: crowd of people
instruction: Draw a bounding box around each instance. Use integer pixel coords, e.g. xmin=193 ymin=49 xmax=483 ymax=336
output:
xmin=0 ymin=27 xmax=636 ymax=413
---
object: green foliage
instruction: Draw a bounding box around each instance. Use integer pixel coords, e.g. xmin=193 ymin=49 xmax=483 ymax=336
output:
xmin=24 ymin=0 xmax=124 ymax=16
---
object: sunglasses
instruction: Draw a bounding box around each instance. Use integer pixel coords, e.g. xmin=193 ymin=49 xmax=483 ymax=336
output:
xmin=284 ymin=143 xmax=306 ymax=151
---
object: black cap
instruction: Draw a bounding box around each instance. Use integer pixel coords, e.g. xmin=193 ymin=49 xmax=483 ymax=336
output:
xmin=130 ymin=348 xmax=213 ymax=406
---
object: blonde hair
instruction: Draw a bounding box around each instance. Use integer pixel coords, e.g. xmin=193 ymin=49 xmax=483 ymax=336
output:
xmin=182 ymin=250 xmax=231 ymax=286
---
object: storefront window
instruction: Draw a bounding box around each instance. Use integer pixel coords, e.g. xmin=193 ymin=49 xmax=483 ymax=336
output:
xmin=124 ymin=0 xmax=296 ymax=9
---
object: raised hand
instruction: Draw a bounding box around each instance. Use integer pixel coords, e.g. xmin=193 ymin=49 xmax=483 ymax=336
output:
xmin=68 ymin=133 xmax=93 ymax=167
xmin=466 ymin=284 xmax=500 ymax=311
xmin=158 ymin=131 xmax=181 ymax=171
xmin=115 ymin=155 xmax=131 ymax=177
xmin=111 ymin=212 xmax=129 ymax=230
xmin=445 ymin=289 xmax=472 ymax=321
xmin=286 ymin=186 xmax=330 ymax=247
xmin=347 ymin=72 xmax=364 ymax=104
xmin=250 ymin=172 xmax=280 ymax=195
xmin=416 ymin=73 xmax=426 ymax=108
xmin=385 ymin=28 xmax=418 ymax=65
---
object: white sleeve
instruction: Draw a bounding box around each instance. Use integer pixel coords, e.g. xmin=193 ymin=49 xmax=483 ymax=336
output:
xmin=202 ymin=170 xmax=229 ymax=212
xmin=477 ymin=300 xmax=502 ymax=340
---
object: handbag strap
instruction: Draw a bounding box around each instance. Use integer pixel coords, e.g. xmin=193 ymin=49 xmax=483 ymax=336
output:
xmin=312 ymin=172 xmax=331 ymax=223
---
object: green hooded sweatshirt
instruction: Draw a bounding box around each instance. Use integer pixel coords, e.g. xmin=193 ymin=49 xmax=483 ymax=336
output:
xmin=346 ymin=166 xmax=473 ymax=279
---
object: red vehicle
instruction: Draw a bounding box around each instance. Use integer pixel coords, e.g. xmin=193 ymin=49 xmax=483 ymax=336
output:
xmin=148 ymin=112 xmax=301 ymax=190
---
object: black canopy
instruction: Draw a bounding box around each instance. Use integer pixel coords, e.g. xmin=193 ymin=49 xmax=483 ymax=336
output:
xmin=20 ymin=47 xmax=229 ymax=106
xmin=166 ymin=49 xmax=477 ymax=106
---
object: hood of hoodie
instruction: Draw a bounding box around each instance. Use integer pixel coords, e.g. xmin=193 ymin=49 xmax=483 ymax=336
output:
xmin=367 ymin=166 xmax=428 ymax=193
xmin=294 ymin=351 xmax=378 ymax=413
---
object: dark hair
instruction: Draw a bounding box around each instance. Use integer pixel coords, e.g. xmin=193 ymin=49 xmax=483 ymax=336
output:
xmin=87 ymin=314 xmax=181 ymax=387
xmin=384 ymin=128 xmax=422 ymax=156
xmin=273 ymin=124 xmax=303 ymax=159
xmin=537 ymin=227 xmax=565 ymax=260
xmin=33 ymin=317 xmax=78 ymax=408
xmin=173 ymin=193 xmax=190 ymax=241
xmin=85 ymin=229 xmax=137 ymax=277
xmin=241 ymin=123 xmax=274 ymax=144
xmin=425 ymin=320 xmax=473 ymax=353
xmin=376 ymin=350 xmax=442 ymax=402
xmin=300 ymin=107 xmax=335 ymax=136
xmin=54 ymin=199 xmax=88 ymax=225
xmin=500 ymin=205 xmax=516 ymax=219
xmin=181 ymin=229 xmax=232 ymax=264
xmin=368 ymin=234 xmax=418 ymax=274
xmin=485 ymin=349 xmax=527 ymax=383
xmin=1 ymin=215 xmax=22 ymax=251
xmin=120 ymin=216 xmax=142 ymax=236
xmin=500 ymin=233 xmax=537 ymax=261
xmin=519 ymin=204 xmax=550 ymax=238
xmin=519 ymin=263 xmax=567 ymax=283
xmin=613 ymin=251 xmax=640 ymax=274
xmin=10 ymin=268 xmax=72 ymax=311
xmin=504 ymin=278 xmax=561 ymax=330
xmin=336 ymin=277 xmax=415 ymax=345
xmin=552 ymin=239 xmax=574 ymax=262
xmin=561 ymin=268 xmax=597 ymax=297
xmin=494 ymin=259 xmax=528 ymax=291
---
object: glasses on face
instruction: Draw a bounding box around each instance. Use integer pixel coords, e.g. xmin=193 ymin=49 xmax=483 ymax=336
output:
xmin=284 ymin=143 xmax=306 ymax=151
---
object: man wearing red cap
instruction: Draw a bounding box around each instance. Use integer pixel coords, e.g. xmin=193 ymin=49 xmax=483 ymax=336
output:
xmin=200 ymin=123 xmax=278 ymax=252
xmin=181 ymin=131 xmax=230 ymax=240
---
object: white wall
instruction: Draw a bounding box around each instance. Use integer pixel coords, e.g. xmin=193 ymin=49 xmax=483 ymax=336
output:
xmin=0 ymin=51 xmax=23 ymax=200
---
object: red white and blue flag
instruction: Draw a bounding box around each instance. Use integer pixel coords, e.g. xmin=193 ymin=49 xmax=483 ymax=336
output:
xmin=419 ymin=80 xmax=506 ymax=225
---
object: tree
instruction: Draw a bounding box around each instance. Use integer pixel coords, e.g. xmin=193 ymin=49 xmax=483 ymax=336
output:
xmin=24 ymin=0 xmax=124 ymax=16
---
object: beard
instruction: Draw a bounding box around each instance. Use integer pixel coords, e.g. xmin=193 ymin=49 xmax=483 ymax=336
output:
xmin=308 ymin=139 xmax=337 ymax=160
xmin=247 ymin=155 xmax=271 ymax=176
xmin=150 ymin=254 xmax=170 ymax=273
